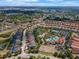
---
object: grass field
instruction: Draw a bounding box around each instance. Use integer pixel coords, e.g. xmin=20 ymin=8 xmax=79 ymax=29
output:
xmin=0 ymin=50 xmax=9 ymax=57
xmin=0 ymin=29 xmax=16 ymax=43
xmin=0 ymin=29 xmax=16 ymax=37
xmin=39 ymin=45 xmax=56 ymax=56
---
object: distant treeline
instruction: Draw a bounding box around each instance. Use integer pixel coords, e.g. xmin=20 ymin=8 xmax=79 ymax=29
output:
xmin=0 ymin=10 xmax=43 ymax=15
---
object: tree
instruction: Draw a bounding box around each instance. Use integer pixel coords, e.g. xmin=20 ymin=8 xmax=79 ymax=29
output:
xmin=29 ymin=56 xmax=37 ymax=59
xmin=66 ymin=48 xmax=74 ymax=59
xmin=74 ymin=56 xmax=79 ymax=59
xmin=47 ymin=57 xmax=50 ymax=59
xmin=57 ymin=51 xmax=66 ymax=59
xmin=42 ymin=56 xmax=47 ymax=59
xmin=37 ymin=55 xmax=42 ymax=59
xmin=17 ymin=57 xmax=21 ymax=59
xmin=53 ymin=52 xmax=58 ymax=57
xmin=7 ymin=52 xmax=11 ymax=57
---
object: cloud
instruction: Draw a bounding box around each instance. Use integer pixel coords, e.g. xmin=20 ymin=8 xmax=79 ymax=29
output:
xmin=59 ymin=1 xmax=79 ymax=6
xmin=6 ymin=0 xmax=13 ymax=2
xmin=48 ymin=0 xmax=63 ymax=2
xmin=0 ymin=0 xmax=38 ymax=2
xmin=27 ymin=0 xmax=37 ymax=1
xmin=0 ymin=0 xmax=79 ymax=6
xmin=2 ymin=0 xmax=39 ymax=2
xmin=19 ymin=2 xmax=79 ymax=6
xmin=12 ymin=2 xmax=79 ymax=6
xmin=16 ymin=3 xmax=56 ymax=6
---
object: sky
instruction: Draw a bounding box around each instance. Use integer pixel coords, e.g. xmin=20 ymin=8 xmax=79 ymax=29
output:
xmin=0 ymin=0 xmax=79 ymax=6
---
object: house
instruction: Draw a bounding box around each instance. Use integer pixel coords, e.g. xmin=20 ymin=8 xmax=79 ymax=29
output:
xmin=28 ymin=33 xmax=36 ymax=49
xmin=46 ymin=36 xmax=65 ymax=45
xmin=71 ymin=33 xmax=79 ymax=54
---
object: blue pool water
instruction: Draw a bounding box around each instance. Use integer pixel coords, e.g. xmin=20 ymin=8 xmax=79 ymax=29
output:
xmin=48 ymin=36 xmax=60 ymax=41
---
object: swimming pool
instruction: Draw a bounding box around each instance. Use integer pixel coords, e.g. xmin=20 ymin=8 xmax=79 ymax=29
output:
xmin=47 ymin=36 xmax=60 ymax=41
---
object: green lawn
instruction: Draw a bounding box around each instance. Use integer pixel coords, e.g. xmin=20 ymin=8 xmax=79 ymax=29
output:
xmin=0 ymin=29 xmax=16 ymax=43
